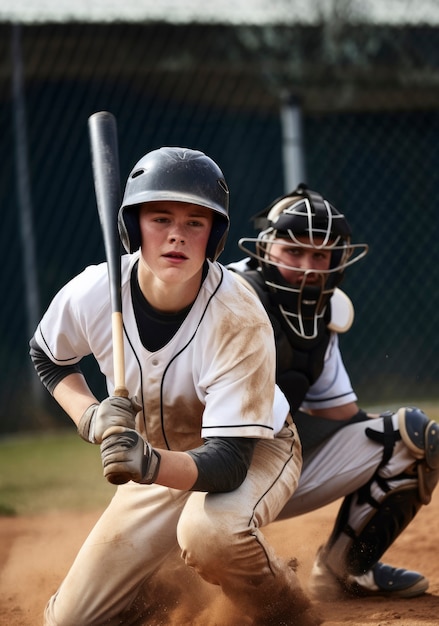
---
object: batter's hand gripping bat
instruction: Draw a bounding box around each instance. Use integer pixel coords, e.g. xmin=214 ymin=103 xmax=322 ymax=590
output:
xmin=88 ymin=111 xmax=128 ymax=400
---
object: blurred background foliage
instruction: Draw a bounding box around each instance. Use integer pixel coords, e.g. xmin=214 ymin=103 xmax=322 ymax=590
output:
xmin=2 ymin=1 xmax=439 ymax=433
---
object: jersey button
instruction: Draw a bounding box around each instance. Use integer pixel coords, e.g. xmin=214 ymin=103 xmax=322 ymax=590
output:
xmin=152 ymin=359 xmax=159 ymax=366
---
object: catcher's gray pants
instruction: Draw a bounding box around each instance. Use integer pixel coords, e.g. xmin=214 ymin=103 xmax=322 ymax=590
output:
xmin=44 ymin=422 xmax=305 ymax=626
xmin=278 ymin=413 xmax=417 ymax=526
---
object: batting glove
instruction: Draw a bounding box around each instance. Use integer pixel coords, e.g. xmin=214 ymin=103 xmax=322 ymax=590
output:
xmin=77 ymin=396 xmax=141 ymax=444
xmin=100 ymin=426 xmax=161 ymax=485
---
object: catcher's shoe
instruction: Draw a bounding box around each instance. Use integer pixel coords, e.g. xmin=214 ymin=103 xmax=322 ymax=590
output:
xmin=309 ymin=549 xmax=429 ymax=600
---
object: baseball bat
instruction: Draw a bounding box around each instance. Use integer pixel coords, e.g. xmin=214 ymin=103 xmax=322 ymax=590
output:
xmin=88 ymin=111 xmax=128 ymax=399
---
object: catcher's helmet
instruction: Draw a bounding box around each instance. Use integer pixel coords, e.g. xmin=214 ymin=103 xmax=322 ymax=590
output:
xmin=239 ymin=183 xmax=368 ymax=339
xmin=118 ymin=147 xmax=230 ymax=261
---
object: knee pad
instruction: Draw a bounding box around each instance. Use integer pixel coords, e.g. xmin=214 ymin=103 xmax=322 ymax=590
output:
xmin=398 ymin=407 xmax=439 ymax=504
xmin=398 ymin=407 xmax=439 ymax=467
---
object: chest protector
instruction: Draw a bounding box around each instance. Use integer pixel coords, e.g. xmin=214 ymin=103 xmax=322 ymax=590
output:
xmin=233 ymin=268 xmax=331 ymax=414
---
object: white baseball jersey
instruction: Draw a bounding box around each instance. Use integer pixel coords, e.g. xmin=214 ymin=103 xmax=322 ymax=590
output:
xmin=35 ymin=253 xmax=290 ymax=450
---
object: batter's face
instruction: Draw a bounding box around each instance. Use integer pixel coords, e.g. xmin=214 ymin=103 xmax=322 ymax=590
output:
xmin=138 ymin=201 xmax=213 ymax=286
xmin=268 ymin=235 xmax=332 ymax=285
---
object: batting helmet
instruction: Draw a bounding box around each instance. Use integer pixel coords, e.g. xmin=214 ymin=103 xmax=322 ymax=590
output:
xmin=118 ymin=147 xmax=230 ymax=261
xmin=238 ymin=184 xmax=368 ymax=339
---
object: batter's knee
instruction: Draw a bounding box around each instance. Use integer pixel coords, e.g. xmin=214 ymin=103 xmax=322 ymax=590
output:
xmin=177 ymin=495 xmax=252 ymax=585
xmin=178 ymin=508 xmax=232 ymax=560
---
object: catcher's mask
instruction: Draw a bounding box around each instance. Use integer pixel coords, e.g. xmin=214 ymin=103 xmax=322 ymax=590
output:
xmin=118 ymin=147 xmax=230 ymax=261
xmin=238 ymin=183 xmax=368 ymax=340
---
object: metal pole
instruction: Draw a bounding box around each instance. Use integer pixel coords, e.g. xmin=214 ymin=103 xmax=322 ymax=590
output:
xmin=11 ymin=23 xmax=43 ymax=404
xmin=280 ymin=92 xmax=306 ymax=193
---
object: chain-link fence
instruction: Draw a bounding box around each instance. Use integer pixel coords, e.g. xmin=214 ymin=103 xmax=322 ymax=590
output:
xmin=2 ymin=6 xmax=439 ymax=433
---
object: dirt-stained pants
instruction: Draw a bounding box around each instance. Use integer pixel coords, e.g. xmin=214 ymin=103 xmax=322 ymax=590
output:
xmin=44 ymin=422 xmax=307 ymax=626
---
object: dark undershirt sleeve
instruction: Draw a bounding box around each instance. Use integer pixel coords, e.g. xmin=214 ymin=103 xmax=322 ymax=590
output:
xmin=29 ymin=335 xmax=83 ymax=395
xmin=187 ymin=436 xmax=258 ymax=493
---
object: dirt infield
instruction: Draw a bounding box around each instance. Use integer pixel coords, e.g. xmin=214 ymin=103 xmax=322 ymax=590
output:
xmin=1 ymin=488 xmax=439 ymax=626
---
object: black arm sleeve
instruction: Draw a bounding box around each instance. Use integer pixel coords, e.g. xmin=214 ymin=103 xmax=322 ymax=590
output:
xmin=29 ymin=335 xmax=83 ymax=395
xmin=186 ymin=436 xmax=258 ymax=493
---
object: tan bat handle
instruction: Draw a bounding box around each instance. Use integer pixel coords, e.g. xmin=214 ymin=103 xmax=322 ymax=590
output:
xmin=112 ymin=312 xmax=129 ymax=398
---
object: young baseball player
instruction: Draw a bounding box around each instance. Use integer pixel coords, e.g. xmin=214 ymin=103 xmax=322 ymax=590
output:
xmin=29 ymin=149 xmax=322 ymax=626
xmin=228 ymin=183 xmax=439 ymax=601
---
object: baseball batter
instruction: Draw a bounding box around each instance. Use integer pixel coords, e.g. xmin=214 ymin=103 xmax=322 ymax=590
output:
xmin=29 ymin=149 xmax=322 ymax=626
xmin=228 ymin=183 xmax=439 ymax=601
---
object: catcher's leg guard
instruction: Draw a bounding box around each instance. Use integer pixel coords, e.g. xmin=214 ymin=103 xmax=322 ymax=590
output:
xmin=336 ymin=485 xmax=421 ymax=576
xmin=313 ymin=408 xmax=439 ymax=594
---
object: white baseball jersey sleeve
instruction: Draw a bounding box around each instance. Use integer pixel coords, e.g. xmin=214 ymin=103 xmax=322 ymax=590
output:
xmin=300 ymin=332 xmax=358 ymax=411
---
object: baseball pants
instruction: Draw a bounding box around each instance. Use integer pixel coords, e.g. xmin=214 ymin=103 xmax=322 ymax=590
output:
xmin=44 ymin=421 xmax=305 ymax=626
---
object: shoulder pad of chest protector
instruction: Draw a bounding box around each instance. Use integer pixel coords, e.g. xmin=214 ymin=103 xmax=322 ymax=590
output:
xmin=328 ymin=288 xmax=354 ymax=333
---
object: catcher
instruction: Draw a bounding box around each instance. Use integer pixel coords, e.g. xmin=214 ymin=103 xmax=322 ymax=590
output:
xmin=228 ymin=183 xmax=439 ymax=601
xmin=29 ymin=148 xmax=321 ymax=625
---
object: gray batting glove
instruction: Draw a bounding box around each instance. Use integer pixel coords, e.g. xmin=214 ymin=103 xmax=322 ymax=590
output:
xmin=100 ymin=426 xmax=161 ymax=485
xmin=77 ymin=396 xmax=141 ymax=444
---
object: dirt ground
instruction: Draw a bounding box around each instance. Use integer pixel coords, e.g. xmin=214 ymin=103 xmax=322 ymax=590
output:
xmin=1 ymin=488 xmax=439 ymax=626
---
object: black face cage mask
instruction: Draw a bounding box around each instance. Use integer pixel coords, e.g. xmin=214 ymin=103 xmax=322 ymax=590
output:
xmin=238 ymin=184 xmax=368 ymax=340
